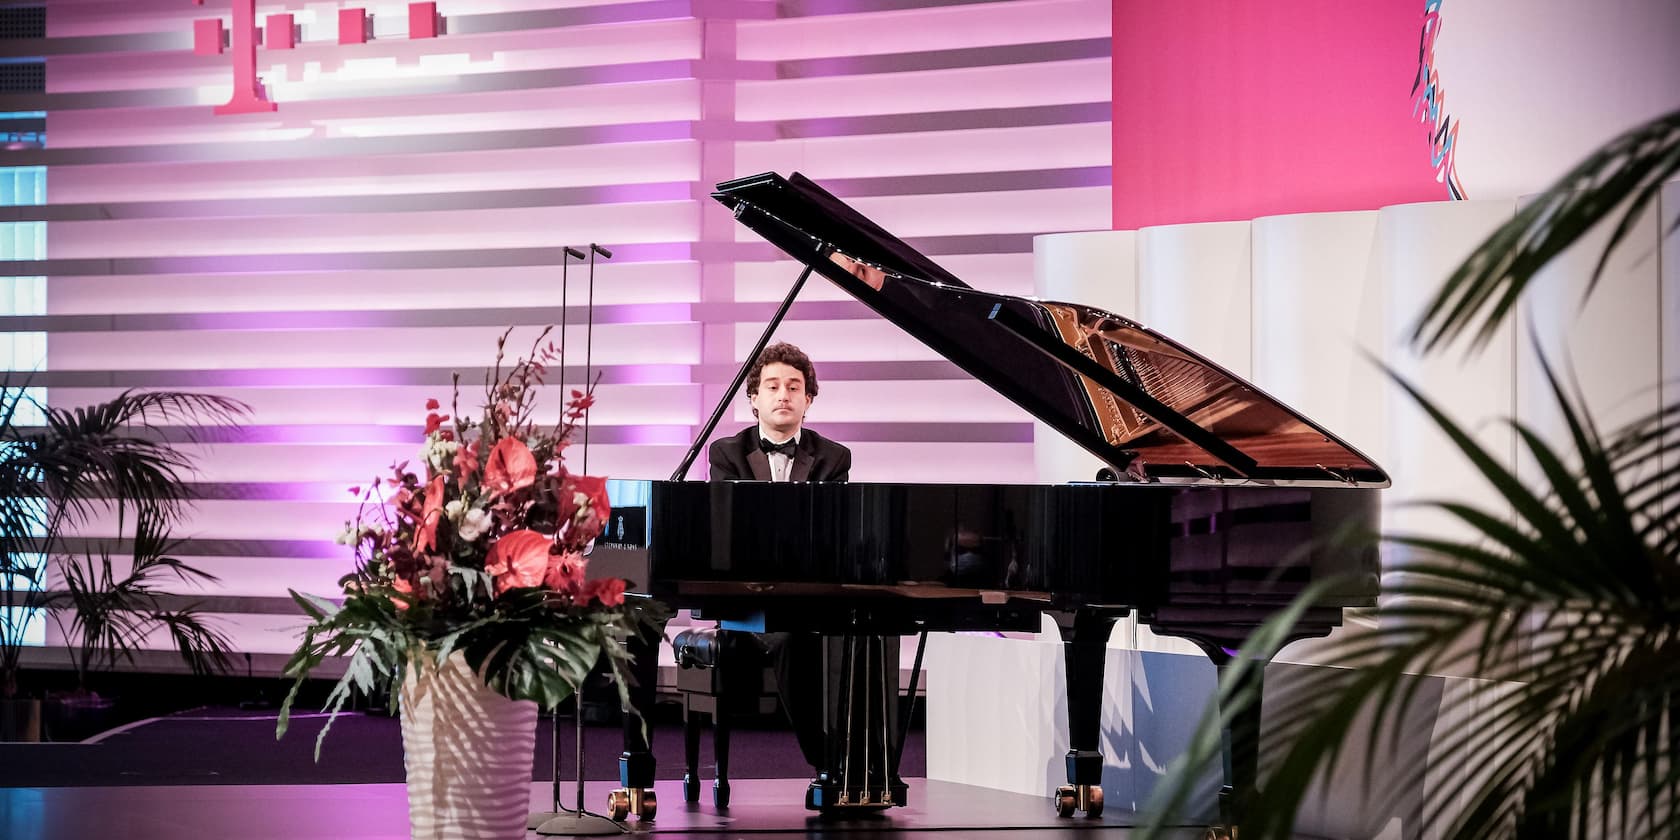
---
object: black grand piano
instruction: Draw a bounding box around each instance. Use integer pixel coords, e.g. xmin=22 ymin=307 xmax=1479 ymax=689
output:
xmin=591 ymin=172 xmax=1387 ymax=827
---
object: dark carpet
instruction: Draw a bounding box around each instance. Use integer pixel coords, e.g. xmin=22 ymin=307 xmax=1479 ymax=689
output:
xmin=0 ymin=706 xmax=926 ymax=788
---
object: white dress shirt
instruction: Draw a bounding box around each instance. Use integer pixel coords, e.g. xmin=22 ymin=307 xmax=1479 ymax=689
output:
xmin=760 ymin=426 xmax=800 ymax=483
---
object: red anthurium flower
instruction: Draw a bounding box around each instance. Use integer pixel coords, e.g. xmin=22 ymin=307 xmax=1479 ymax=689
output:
xmin=452 ymin=439 xmax=480 ymax=479
xmin=579 ymin=577 xmax=627 ymax=608
xmin=543 ymin=550 xmax=588 ymax=593
xmin=413 ymin=475 xmax=446 ymax=554
xmin=556 ymin=473 xmax=611 ymax=546
xmin=424 ymin=412 xmax=450 ymax=435
xmin=425 ymin=398 xmax=440 ymax=410
xmin=483 ymin=436 xmax=537 ymax=498
xmin=485 ymin=529 xmax=551 ymax=595
xmin=390 ymin=576 xmax=414 ymax=610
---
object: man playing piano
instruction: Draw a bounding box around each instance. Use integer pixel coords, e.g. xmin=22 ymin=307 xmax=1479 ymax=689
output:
xmin=707 ymin=341 xmax=850 ymax=483
xmin=705 ymin=341 xmax=870 ymax=797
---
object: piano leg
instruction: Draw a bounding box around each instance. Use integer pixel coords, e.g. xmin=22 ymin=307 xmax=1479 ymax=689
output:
xmin=610 ymin=610 xmax=668 ymax=822
xmin=806 ymin=633 xmax=906 ymax=811
xmin=1188 ymin=640 xmax=1260 ymax=839
xmin=1054 ymin=608 xmax=1118 ymax=818
xmin=1155 ymin=609 xmax=1343 ymax=837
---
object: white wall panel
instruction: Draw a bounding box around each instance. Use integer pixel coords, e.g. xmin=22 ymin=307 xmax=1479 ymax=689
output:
xmin=735 ymin=253 xmax=1033 ymax=303
xmin=47 ymin=263 xmax=702 ymax=313
xmin=47 ymin=324 xmax=701 ymax=370
xmin=736 ymin=59 xmax=1111 ymax=122
xmin=735 ymin=123 xmax=1112 ymax=180
xmin=1251 ymin=210 xmax=1384 ymax=458
xmin=732 ymin=319 xmax=942 ymax=364
xmin=1517 ymin=190 xmax=1664 ymax=487
xmin=1665 ymin=180 xmax=1679 ymax=501
xmin=48 ymin=384 xmax=703 ymax=427
xmin=1376 ymin=199 xmax=1517 ymax=553
xmin=1031 ymin=229 xmax=1135 ymax=483
xmin=48 ymin=202 xmax=699 ymax=258
xmin=1136 ymin=219 xmax=1253 ymax=377
xmin=735 ymin=188 xmax=1111 ymax=241
xmin=50 ymin=141 xmax=703 ymax=202
xmin=797 ymin=380 xmax=1033 ymax=424
xmin=737 ymin=0 xmax=1109 ymax=60
xmin=848 ymin=443 xmax=1033 ymax=484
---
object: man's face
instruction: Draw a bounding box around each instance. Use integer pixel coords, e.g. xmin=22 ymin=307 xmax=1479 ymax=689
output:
xmin=750 ymin=362 xmax=812 ymax=436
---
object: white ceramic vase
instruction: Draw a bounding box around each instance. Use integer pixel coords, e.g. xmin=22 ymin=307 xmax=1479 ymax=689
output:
xmin=400 ymin=650 xmax=539 ymax=840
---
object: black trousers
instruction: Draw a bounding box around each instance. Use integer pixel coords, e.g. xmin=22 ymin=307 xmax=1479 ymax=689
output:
xmin=762 ymin=632 xmax=900 ymax=771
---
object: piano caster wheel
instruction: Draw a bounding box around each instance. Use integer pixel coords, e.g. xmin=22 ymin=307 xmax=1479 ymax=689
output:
xmin=1054 ymin=785 xmax=1078 ymax=818
xmin=1053 ymin=783 xmax=1103 ymax=818
xmin=1204 ymin=827 xmax=1235 ymax=840
xmin=606 ymin=787 xmax=657 ymax=821
xmin=713 ymin=780 xmax=730 ymax=809
xmin=683 ymin=774 xmax=700 ymax=803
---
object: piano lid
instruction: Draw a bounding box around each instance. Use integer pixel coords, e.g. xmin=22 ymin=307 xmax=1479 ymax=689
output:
xmin=713 ymin=172 xmax=1389 ymax=488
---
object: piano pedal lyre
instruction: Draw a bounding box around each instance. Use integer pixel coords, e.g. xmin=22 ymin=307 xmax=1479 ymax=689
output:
xmin=605 ymin=786 xmax=657 ymax=821
xmin=1052 ymin=783 xmax=1103 ymax=818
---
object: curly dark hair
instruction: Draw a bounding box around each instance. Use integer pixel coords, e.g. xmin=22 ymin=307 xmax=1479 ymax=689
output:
xmin=746 ymin=341 xmax=819 ymax=400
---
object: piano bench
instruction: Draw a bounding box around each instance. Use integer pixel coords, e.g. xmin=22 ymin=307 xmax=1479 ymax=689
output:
xmin=671 ymin=627 xmax=776 ymax=808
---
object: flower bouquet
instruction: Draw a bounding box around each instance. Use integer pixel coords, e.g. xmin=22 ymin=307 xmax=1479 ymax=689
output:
xmin=276 ymin=328 xmax=666 ymax=837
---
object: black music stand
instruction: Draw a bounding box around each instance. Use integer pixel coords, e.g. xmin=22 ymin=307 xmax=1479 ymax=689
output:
xmin=528 ymin=699 xmax=621 ymax=836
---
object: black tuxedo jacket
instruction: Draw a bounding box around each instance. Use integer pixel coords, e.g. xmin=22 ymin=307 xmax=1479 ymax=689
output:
xmin=707 ymin=426 xmax=851 ymax=482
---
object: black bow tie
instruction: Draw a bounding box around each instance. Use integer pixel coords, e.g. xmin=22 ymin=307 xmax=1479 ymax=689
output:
xmin=759 ymin=436 xmax=797 ymax=456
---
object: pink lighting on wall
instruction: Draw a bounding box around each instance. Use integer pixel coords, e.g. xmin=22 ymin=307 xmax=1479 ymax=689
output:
xmin=49 ymin=0 xmax=1098 ymax=657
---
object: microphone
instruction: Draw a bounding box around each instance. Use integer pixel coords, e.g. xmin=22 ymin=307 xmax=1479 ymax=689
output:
xmin=589 ymin=243 xmax=613 ymax=259
xmin=563 ymin=246 xmax=586 ymax=260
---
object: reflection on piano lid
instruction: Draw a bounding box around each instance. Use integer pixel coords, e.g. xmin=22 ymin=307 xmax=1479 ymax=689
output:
xmin=713 ymin=172 xmax=1389 ymax=487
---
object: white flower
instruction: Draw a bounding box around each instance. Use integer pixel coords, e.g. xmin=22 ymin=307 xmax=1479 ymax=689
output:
xmin=417 ymin=436 xmax=460 ymax=473
xmin=444 ymin=499 xmax=466 ymax=523
xmin=457 ymin=508 xmax=492 ymax=542
xmin=336 ymin=521 xmax=386 ymax=545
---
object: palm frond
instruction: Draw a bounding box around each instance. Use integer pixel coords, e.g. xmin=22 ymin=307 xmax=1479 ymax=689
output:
xmin=1411 ymin=108 xmax=1680 ymax=354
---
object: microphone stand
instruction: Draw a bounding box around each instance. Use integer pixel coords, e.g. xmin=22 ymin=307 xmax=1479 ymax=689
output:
xmin=530 ymin=245 xmax=622 ymax=836
xmin=581 ymin=243 xmax=609 ymax=475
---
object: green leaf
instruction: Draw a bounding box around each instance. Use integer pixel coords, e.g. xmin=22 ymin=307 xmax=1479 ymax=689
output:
xmin=1413 ymin=109 xmax=1680 ymax=355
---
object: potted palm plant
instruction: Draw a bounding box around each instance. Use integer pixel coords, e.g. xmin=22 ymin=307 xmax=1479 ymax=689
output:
xmin=1143 ymin=109 xmax=1680 ymax=838
xmin=0 ymin=380 xmax=247 ymax=740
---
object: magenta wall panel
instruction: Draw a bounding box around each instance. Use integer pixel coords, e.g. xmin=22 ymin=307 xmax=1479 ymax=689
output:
xmin=337 ymin=7 xmax=368 ymax=45
xmin=409 ymin=2 xmax=439 ymax=40
xmin=1110 ymin=0 xmax=1444 ymax=229
xmin=264 ymin=13 xmax=294 ymax=51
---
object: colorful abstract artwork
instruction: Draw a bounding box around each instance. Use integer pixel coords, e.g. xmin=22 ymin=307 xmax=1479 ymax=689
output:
xmin=1413 ymin=1 xmax=1467 ymax=199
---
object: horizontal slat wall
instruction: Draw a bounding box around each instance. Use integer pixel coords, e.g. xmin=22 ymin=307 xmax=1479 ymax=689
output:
xmin=15 ymin=0 xmax=1112 ymax=659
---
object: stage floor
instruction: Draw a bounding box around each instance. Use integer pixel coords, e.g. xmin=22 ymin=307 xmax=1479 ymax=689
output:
xmin=1 ymin=777 xmax=1212 ymax=839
